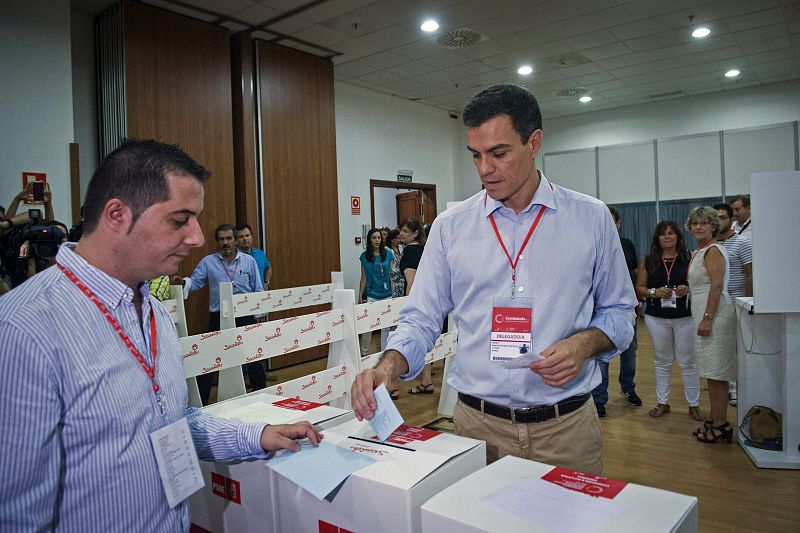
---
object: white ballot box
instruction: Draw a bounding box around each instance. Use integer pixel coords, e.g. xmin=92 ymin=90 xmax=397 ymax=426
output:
xmin=189 ymin=391 xmax=353 ymax=533
xmin=270 ymin=418 xmax=486 ymax=533
xmin=421 ymin=456 xmax=697 ymax=533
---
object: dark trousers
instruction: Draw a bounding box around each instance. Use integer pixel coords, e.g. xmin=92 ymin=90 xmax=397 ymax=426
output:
xmin=592 ymin=321 xmax=637 ymax=405
xmin=196 ymin=312 xmax=267 ymax=406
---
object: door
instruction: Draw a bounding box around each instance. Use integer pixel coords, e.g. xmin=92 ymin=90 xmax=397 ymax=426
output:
xmin=396 ymin=190 xmax=423 ymax=225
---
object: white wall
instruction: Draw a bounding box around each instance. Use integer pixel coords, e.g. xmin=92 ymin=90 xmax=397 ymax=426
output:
xmin=71 ymin=10 xmax=98 ymax=206
xmin=373 ymin=186 xmax=415 ymax=229
xmin=0 ymin=0 xmax=74 ymax=222
xmin=335 ymin=82 xmax=459 ymax=292
xmin=543 ymin=79 xmax=800 ymax=153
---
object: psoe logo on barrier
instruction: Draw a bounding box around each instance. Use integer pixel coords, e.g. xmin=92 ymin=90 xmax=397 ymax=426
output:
xmin=244 ymin=323 xmax=262 ymax=332
xmin=317 ymin=331 xmax=332 ymax=345
xmin=283 ymin=339 xmax=300 ymax=353
xmin=301 ymin=375 xmax=318 ymax=390
xmin=202 ymin=357 xmax=223 ymax=374
xmin=276 ymin=385 xmax=283 ymax=396
xmin=184 ymin=343 xmax=200 ymax=359
xmin=333 ymin=365 xmax=347 ymax=379
xmin=272 ymin=299 xmax=283 ymax=309
xmin=381 ymin=304 xmax=392 ymax=316
xmin=236 ymin=295 xmax=248 ymax=305
xmin=316 ymin=310 xmax=331 ymax=318
xmin=200 ymin=331 xmax=221 ymax=340
xmin=169 ymin=305 xmax=177 ymax=314
xmin=293 ymin=297 xmax=303 ymax=305
xmin=303 ymin=287 xmax=312 ymax=296
xmin=250 ymin=302 xmax=261 ymax=311
xmin=333 ymin=314 xmax=345 ymax=326
xmin=282 ymin=316 xmax=298 ymax=324
xmin=265 ymin=327 xmax=282 ymax=342
xmin=224 ymin=335 xmax=244 ymax=351
xmin=357 ymin=308 xmax=369 ymax=320
xmin=245 ymin=347 xmax=264 ymax=363
xmin=282 ymin=290 xmax=293 ymax=298
xmin=319 ymin=384 xmax=333 ymax=400
xmin=260 ymin=293 xmax=271 ymax=302
xmin=368 ymin=317 xmax=381 ymax=329
xmin=322 ymin=286 xmax=331 ymax=293
xmin=301 ymin=320 xmax=316 ymax=333
xmin=434 ymin=337 xmax=444 ymax=349
xmin=313 ymin=294 xmax=323 ymax=302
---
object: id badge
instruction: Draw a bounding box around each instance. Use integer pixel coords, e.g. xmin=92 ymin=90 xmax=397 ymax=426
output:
xmin=661 ymin=290 xmax=677 ymax=309
xmin=490 ymin=297 xmax=534 ymax=363
xmin=149 ymin=417 xmax=204 ymax=508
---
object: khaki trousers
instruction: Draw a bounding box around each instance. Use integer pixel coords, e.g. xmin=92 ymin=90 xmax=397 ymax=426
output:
xmin=453 ymin=397 xmax=603 ymax=475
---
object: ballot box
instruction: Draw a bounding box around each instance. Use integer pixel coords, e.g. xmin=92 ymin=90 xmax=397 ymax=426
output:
xmin=270 ymin=418 xmax=486 ymax=533
xmin=421 ymin=456 xmax=697 ymax=533
xmin=188 ymin=391 xmax=353 ymax=533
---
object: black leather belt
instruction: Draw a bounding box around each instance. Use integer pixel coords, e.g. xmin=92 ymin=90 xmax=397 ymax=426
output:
xmin=458 ymin=392 xmax=590 ymax=424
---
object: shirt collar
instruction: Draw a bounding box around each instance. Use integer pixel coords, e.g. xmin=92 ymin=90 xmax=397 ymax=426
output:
xmin=57 ymin=243 xmax=141 ymax=309
xmin=217 ymin=250 xmax=241 ymax=263
xmin=482 ymin=171 xmax=557 ymax=218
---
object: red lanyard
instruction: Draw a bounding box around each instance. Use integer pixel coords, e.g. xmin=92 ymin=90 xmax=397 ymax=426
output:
xmin=57 ymin=263 xmax=160 ymax=394
xmin=662 ymin=257 xmax=676 ymax=286
xmin=219 ymin=255 xmax=239 ymax=283
xmin=489 ymin=204 xmax=546 ymax=298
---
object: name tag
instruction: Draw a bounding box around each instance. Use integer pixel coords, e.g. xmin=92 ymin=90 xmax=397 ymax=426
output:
xmin=150 ymin=417 xmax=204 ymax=508
xmin=661 ymin=290 xmax=677 ymax=309
xmin=490 ymin=297 xmax=534 ymax=363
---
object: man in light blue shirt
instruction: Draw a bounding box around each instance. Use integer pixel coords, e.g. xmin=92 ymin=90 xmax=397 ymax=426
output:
xmin=351 ymin=85 xmax=636 ymax=474
xmin=177 ymin=224 xmax=265 ymax=404
xmin=237 ymin=223 xmax=272 ymax=287
xmin=0 ymin=139 xmax=320 ymax=531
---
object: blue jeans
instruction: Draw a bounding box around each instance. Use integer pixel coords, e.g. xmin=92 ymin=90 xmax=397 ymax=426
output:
xmin=592 ymin=322 xmax=637 ymax=405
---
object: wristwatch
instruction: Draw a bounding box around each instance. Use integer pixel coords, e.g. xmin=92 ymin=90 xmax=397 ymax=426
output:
xmin=648 ymin=288 xmax=656 ymax=297
xmin=703 ymin=313 xmax=714 ymax=320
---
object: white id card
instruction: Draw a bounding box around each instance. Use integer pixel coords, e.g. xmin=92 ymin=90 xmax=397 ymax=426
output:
xmin=490 ymin=297 xmax=534 ymax=363
xmin=150 ymin=417 xmax=204 ymax=508
xmin=661 ymin=290 xmax=678 ymax=309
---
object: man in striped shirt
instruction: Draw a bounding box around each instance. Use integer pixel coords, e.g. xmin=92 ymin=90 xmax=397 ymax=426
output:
xmin=715 ymin=202 xmax=753 ymax=406
xmin=0 ymin=139 xmax=321 ymax=531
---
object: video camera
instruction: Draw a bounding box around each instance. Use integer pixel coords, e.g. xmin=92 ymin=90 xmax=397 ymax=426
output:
xmin=0 ymin=209 xmax=68 ymax=287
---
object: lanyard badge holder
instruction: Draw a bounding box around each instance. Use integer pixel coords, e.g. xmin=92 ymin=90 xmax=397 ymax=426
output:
xmin=488 ymin=202 xmax=545 ymax=363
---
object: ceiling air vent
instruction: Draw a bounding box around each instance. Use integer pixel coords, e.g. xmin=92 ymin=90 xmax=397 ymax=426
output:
xmin=436 ymin=28 xmax=484 ymax=49
xmin=555 ymin=87 xmax=589 ymax=98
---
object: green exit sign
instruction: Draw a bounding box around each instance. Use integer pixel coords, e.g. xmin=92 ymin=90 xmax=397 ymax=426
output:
xmin=397 ymin=174 xmax=412 ymax=183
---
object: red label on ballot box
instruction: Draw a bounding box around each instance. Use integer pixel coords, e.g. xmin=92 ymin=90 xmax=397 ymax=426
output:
xmin=273 ymin=398 xmax=324 ymax=411
xmin=541 ymin=466 xmax=627 ymax=499
xmin=374 ymin=424 xmax=441 ymax=445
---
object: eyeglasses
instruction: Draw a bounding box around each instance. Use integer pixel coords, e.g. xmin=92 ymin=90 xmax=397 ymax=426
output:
xmin=689 ymin=221 xmax=711 ymax=227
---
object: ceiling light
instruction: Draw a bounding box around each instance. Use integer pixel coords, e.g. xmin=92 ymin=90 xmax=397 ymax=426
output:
xmin=517 ymin=65 xmax=533 ymax=75
xmin=421 ymin=20 xmax=439 ymax=32
xmin=692 ymin=27 xmax=710 ymax=38
xmin=725 ymin=69 xmax=740 ymax=78
xmin=579 ymin=96 xmax=592 ymax=103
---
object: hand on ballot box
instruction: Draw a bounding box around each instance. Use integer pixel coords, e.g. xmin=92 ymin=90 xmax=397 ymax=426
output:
xmin=260 ymin=421 xmax=323 ymax=453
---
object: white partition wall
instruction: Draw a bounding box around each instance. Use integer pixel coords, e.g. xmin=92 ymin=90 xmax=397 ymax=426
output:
xmin=723 ymin=124 xmax=796 ymax=195
xmin=598 ymin=142 xmax=656 ymax=204
xmin=657 ymin=133 xmax=722 ymax=201
xmin=543 ymin=149 xmax=596 ymax=196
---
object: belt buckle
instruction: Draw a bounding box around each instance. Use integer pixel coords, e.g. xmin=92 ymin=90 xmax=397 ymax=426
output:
xmin=511 ymin=406 xmax=542 ymax=424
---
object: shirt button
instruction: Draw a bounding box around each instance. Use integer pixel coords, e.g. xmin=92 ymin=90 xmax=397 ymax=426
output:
xmin=513 ymin=388 xmax=519 ymax=393
xmin=517 ymin=286 xmax=524 ymax=292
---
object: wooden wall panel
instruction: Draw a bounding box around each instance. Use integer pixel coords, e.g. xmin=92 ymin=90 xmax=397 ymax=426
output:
xmin=230 ymin=32 xmax=259 ymax=241
xmin=124 ymin=0 xmax=235 ymax=334
xmin=257 ymin=41 xmax=340 ymax=367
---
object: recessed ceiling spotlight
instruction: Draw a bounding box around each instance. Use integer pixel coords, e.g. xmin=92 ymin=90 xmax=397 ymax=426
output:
xmin=579 ymin=96 xmax=592 ymax=103
xmin=517 ymin=65 xmax=533 ymax=75
xmin=725 ymin=69 xmax=741 ymax=78
xmin=692 ymin=27 xmax=711 ymax=38
xmin=421 ymin=20 xmax=439 ymax=32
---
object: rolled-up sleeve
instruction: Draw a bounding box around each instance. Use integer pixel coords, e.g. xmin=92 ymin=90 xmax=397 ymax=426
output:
xmin=590 ymin=210 xmax=637 ymax=362
xmin=186 ymin=408 xmax=269 ymax=462
xmin=386 ymin=219 xmax=454 ymax=379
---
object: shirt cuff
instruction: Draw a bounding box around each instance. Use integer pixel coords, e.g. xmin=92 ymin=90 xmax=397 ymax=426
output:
xmin=387 ymin=334 xmax=425 ymax=380
xmin=237 ymin=422 xmax=270 ymax=458
xmin=182 ymin=278 xmax=192 ymax=298
xmin=590 ymin=310 xmax=635 ymax=363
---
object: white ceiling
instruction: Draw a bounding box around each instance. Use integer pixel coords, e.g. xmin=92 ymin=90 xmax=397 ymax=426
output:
xmin=71 ymin=0 xmax=800 ymax=118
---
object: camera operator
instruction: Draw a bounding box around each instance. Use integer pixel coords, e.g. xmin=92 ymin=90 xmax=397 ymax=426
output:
xmin=0 ymin=211 xmax=68 ymax=289
xmin=6 ymin=184 xmax=54 ymax=220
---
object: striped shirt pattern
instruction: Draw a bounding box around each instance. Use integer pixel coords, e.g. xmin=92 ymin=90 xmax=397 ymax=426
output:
xmin=720 ymin=233 xmax=752 ymax=298
xmin=0 ymin=244 xmax=267 ymax=531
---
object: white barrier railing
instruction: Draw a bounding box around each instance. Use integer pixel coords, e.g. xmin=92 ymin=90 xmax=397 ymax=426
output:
xmin=177 ymin=275 xmax=460 ymax=415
